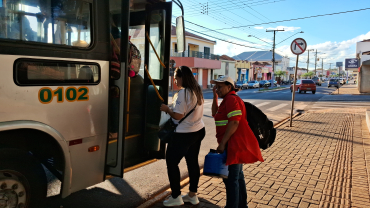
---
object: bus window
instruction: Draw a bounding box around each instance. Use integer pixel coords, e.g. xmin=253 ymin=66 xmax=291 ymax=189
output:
xmin=148 ymin=10 xmax=165 ymax=80
xmin=0 ymin=0 xmax=91 ymax=47
xmin=15 ymin=59 xmax=100 ymax=85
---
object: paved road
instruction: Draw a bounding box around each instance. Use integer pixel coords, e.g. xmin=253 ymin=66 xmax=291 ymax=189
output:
xmin=44 ymin=82 xmax=345 ymax=208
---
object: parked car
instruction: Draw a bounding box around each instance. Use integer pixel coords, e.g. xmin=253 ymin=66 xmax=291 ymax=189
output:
xmin=259 ymin=80 xmax=270 ymax=87
xmin=312 ymin=77 xmax=322 ymax=86
xmin=247 ymin=80 xmax=259 ymax=88
xmin=281 ymin=80 xmax=290 ymax=85
xmin=268 ymin=80 xmax=278 ymax=85
xmin=328 ymin=79 xmax=340 ymax=88
xmin=290 ymin=79 xmax=316 ymax=94
xmin=339 ymin=78 xmax=346 ymax=85
xmin=235 ymin=80 xmax=248 ymax=89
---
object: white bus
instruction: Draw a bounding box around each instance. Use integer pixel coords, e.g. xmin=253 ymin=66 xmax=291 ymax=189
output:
xmin=0 ymin=0 xmax=185 ymax=207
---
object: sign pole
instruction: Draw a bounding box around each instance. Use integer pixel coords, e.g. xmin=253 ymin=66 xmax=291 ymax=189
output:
xmin=290 ymin=55 xmax=299 ymax=127
xmin=289 ymin=38 xmax=307 ymax=127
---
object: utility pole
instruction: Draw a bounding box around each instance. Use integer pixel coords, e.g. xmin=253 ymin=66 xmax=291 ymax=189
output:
xmin=321 ymin=58 xmax=325 ymax=76
xmin=306 ymin=49 xmax=314 ymax=72
xmin=314 ymin=49 xmax=318 ymax=76
xmin=329 ymin=63 xmax=333 ymax=78
xmin=267 ymin=29 xmax=285 ymax=88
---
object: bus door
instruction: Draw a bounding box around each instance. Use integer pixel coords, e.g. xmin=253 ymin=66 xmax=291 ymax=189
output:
xmin=105 ymin=0 xmax=172 ymax=177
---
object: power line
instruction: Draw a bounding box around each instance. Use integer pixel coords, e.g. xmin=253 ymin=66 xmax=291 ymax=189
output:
xmin=174 ymin=0 xmax=276 ymax=42
xmin=185 ymin=27 xmax=270 ymax=50
xmin=185 ymin=0 xmax=275 ymax=39
xmin=186 ymin=0 xmax=286 ymax=16
xmin=173 ymin=1 xmax=268 ymax=40
xmin=208 ymin=7 xmax=370 ymax=31
xmin=178 ymin=17 xmax=269 ymax=46
xmin=232 ymin=0 xmax=292 ymax=40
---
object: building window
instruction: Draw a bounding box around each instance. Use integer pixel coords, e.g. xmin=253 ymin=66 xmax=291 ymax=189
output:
xmin=174 ymin=43 xmax=177 ymax=52
xmin=204 ymin=47 xmax=210 ymax=55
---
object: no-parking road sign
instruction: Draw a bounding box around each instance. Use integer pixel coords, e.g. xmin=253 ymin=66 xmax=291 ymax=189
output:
xmin=290 ymin=38 xmax=307 ymax=55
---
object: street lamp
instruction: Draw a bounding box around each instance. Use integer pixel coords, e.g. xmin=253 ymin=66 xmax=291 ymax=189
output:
xmin=275 ymin=31 xmax=304 ymax=45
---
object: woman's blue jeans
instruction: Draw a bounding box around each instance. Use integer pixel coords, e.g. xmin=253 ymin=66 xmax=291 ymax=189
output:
xmin=223 ymin=164 xmax=248 ymax=208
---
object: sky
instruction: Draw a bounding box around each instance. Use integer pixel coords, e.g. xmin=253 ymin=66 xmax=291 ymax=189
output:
xmin=171 ymin=0 xmax=370 ymax=70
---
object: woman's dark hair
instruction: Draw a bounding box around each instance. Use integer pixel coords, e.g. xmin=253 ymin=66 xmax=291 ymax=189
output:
xmin=175 ymin=66 xmax=204 ymax=105
xmin=225 ymin=81 xmax=240 ymax=92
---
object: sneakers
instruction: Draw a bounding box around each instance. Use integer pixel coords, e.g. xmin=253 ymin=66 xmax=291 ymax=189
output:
xmin=163 ymin=196 xmax=184 ymax=207
xmin=182 ymin=194 xmax=200 ymax=205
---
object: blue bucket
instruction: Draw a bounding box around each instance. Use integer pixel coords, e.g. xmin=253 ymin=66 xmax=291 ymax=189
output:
xmin=203 ymin=149 xmax=228 ymax=179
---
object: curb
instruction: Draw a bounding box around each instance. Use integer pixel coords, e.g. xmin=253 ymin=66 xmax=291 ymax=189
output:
xmin=254 ymin=87 xmax=289 ymax=93
xmin=138 ymin=112 xmax=304 ymax=208
xmin=137 ymin=169 xmax=203 ymax=208
xmin=366 ymin=110 xmax=370 ymax=134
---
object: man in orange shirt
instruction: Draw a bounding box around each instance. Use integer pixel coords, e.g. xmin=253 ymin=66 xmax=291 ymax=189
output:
xmin=211 ymin=76 xmax=264 ymax=208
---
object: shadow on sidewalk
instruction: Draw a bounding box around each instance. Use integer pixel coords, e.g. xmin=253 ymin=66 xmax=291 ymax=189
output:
xmin=150 ymin=198 xmax=221 ymax=208
xmin=278 ymin=128 xmax=366 ymax=145
xmin=292 ymin=120 xmax=325 ymax=124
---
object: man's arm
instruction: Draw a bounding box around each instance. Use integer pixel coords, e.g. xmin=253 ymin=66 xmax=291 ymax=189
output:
xmin=217 ymin=120 xmax=239 ymax=153
xmin=212 ymin=86 xmax=218 ymax=116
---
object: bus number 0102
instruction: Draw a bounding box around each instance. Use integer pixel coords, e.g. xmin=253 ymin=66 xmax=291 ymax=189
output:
xmin=38 ymin=87 xmax=89 ymax=104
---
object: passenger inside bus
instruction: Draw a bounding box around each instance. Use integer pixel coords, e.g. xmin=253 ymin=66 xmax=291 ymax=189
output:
xmin=78 ymin=66 xmax=94 ymax=83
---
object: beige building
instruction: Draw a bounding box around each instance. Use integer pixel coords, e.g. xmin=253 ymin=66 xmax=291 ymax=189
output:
xmin=212 ymin=55 xmax=237 ymax=82
xmin=170 ymin=26 xmax=221 ymax=89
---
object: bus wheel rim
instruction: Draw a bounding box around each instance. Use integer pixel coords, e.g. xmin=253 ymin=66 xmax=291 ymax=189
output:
xmin=0 ymin=171 xmax=29 ymax=208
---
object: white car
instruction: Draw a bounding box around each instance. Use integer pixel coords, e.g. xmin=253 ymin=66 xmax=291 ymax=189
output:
xmin=339 ymin=78 xmax=345 ymax=84
xmin=247 ymin=80 xmax=259 ymax=88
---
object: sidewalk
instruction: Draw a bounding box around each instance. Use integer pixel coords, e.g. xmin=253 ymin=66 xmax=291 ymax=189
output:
xmin=148 ymin=108 xmax=370 ymax=208
xmin=330 ymin=81 xmax=370 ymax=95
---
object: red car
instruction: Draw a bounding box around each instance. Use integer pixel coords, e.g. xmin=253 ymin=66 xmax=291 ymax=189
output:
xmin=290 ymin=79 xmax=316 ymax=94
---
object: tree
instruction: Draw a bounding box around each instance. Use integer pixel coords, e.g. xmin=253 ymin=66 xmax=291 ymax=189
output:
xmin=275 ymin=70 xmax=285 ymax=78
xmin=302 ymin=71 xmax=314 ymax=78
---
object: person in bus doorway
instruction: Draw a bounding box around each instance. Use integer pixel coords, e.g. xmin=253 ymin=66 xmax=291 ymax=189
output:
xmin=160 ymin=66 xmax=205 ymax=206
xmin=211 ymin=76 xmax=264 ymax=208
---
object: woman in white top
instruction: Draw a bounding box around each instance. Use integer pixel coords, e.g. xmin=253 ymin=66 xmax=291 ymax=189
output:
xmin=160 ymin=66 xmax=205 ymax=206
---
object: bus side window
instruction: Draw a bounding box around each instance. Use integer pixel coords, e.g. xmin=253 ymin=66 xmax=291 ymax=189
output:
xmin=15 ymin=60 xmax=100 ymax=85
xmin=0 ymin=0 xmax=92 ymax=47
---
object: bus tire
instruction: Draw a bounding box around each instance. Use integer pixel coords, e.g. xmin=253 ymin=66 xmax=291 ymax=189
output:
xmin=0 ymin=148 xmax=47 ymax=208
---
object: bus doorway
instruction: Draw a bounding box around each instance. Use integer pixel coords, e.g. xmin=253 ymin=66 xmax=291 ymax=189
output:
xmin=105 ymin=0 xmax=172 ymax=178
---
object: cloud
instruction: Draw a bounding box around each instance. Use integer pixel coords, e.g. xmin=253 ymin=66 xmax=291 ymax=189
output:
xmin=214 ymin=38 xmax=269 ymax=58
xmin=275 ymin=31 xmax=370 ymax=70
xmin=266 ymin=26 xmax=301 ymax=32
xmin=261 ymin=38 xmax=273 ymax=43
xmin=254 ymin=26 xmax=264 ymax=30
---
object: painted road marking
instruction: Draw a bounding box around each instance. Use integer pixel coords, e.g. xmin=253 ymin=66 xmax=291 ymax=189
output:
xmin=267 ymin=103 xmax=288 ymax=111
xmin=255 ymin=102 xmax=270 ymax=108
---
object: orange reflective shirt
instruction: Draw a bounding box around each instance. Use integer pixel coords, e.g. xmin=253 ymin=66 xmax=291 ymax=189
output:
xmin=214 ymin=91 xmax=264 ymax=165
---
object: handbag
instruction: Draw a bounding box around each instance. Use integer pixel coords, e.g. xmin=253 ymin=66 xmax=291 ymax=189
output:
xmin=158 ymin=104 xmax=197 ymax=143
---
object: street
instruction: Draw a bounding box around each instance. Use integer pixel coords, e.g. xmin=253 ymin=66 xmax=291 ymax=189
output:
xmin=42 ymin=82 xmax=370 ymax=208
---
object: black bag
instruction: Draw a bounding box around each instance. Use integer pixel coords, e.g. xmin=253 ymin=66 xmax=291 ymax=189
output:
xmin=243 ymin=102 xmax=276 ymax=149
xmin=231 ymin=94 xmax=276 ymax=149
xmin=158 ymin=104 xmax=197 ymax=143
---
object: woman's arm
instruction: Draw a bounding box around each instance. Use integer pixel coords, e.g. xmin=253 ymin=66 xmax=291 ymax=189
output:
xmin=217 ymin=120 xmax=239 ymax=153
xmin=212 ymin=86 xmax=218 ymax=116
xmin=160 ymin=104 xmax=184 ymax=120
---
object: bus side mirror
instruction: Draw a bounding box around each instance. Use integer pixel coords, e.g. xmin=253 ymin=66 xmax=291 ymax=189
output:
xmin=176 ymin=16 xmax=185 ymax=53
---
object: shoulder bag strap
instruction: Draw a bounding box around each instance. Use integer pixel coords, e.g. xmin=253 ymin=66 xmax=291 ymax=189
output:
xmin=178 ymin=103 xmax=197 ymax=124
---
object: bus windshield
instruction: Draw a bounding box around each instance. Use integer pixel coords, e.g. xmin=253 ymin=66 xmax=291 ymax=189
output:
xmin=0 ymin=0 xmax=92 ymax=47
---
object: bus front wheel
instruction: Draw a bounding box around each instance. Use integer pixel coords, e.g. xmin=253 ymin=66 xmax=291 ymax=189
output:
xmin=0 ymin=148 xmax=47 ymax=208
